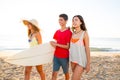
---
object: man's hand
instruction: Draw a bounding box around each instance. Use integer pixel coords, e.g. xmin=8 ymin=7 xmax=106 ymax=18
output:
xmin=50 ymin=41 xmax=57 ymax=48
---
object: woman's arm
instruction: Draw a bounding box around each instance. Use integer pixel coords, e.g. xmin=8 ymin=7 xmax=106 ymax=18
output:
xmin=84 ymin=31 xmax=90 ymax=73
xmin=35 ymin=32 xmax=42 ymax=44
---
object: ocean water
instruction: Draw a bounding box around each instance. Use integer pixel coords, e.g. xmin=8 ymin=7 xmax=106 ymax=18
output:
xmin=0 ymin=35 xmax=120 ymax=52
xmin=0 ymin=35 xmax=29 ymax=50
xmin=90 ymin=37 xmax=120 ymax=52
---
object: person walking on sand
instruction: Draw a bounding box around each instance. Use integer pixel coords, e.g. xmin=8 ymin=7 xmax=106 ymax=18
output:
xmin=69 ymin=15 xmax=90 ymax=80
xmin=50 ymin=14 xmax=72 ymax=80
xmin=23 ymin=19 xmax=45 ymax=80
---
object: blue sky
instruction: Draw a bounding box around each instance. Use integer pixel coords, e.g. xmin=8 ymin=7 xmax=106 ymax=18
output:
xmin=0 ymin=0 xmax=120 ymax=47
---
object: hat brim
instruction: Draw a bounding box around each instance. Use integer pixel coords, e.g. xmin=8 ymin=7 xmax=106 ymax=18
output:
xmin=22 ymin=19 xmax=39 ymax=28
xmin=23 ymin=20 xmax=30 ymax=25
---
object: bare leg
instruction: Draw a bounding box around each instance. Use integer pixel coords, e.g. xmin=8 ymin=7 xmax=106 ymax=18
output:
xmin=71 ymin=65 xmax=84 ymax=80
xmin=24 ymin=66 xmax=32 ymax=80
xmin=71 ymin=62 xmax=77 ymax=72
xmin=52 ymin=71 xmax=58 ymax=80
xmin=65 ymin=72 xmax=69 ymax=80
xmin=36 ymin=65 xmax=45 ymax=80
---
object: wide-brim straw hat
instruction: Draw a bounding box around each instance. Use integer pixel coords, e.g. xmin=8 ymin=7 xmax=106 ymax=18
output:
xmin=23 ymin=19 xmax=39 ymax=27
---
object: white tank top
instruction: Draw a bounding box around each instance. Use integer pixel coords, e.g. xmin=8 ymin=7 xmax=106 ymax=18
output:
xmin=69 ymin=31 xmax=87 ymax=68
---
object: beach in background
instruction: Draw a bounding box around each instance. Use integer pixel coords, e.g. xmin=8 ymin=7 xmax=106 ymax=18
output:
xmin=0 ymin=37 xmax=120 ymax=80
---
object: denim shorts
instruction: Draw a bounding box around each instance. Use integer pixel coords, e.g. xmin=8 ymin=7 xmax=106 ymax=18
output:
xmin=53 ymin=56 xmax=69 ymax=74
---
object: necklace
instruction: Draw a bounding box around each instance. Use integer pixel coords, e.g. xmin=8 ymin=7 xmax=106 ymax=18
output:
xmin=74 ymin=30 xmax=82 ymax=34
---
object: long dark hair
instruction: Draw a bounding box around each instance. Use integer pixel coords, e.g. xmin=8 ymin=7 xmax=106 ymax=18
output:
xmin=72 ymin=15 xmax=87 ymax=32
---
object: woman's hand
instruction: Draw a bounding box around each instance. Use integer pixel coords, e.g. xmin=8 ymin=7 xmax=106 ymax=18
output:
xmin=85 ymin=63 xmax=90 ymax=73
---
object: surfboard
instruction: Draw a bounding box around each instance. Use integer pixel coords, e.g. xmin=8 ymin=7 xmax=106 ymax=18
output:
xmin=5 ymin=42 xmax=55 ymax=66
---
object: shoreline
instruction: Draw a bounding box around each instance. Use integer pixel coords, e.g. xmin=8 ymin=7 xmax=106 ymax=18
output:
xmin=0 ymin=50 xmax=120 ymax=58
xmin=91 ymin=51 xmax=120 ymax=56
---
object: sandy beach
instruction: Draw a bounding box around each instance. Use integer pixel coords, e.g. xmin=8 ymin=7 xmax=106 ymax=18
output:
xmin=0 ymin=51 xmax=120 ymax=80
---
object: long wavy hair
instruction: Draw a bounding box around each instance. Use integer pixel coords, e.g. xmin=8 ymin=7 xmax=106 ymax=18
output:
xmin=72 ymin=15 xmax=87 ymax=32
xmin=28 ymin=23 xmax=40 ymax=36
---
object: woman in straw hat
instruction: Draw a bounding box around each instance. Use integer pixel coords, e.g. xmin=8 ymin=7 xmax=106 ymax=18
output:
xmin=23 ymin=19 xmax=45 ymax=80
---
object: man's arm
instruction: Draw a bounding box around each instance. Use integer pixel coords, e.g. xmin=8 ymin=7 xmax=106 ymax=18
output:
xmin=50 ymin=41 xmax=70 ymax=49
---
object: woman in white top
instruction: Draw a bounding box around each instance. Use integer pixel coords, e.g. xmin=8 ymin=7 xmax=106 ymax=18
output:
xmin=69 ymin=15 xmax=90 ymax=80
xmin=23 ymin=19 xmax=45 ymax=80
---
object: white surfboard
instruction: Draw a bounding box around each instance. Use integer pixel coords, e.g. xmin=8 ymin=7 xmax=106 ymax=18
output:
xmin=5 ymin=42 xmax=55 ymax=66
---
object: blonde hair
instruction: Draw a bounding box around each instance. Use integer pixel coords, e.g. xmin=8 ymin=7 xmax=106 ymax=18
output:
xmin=28 ymin=23 xmax=40 ymax=36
